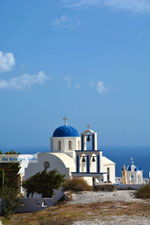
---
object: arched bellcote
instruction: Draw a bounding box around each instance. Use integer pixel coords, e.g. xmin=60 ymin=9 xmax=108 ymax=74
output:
xmin=81 ymin=128 xmax=98 ymax=151
xmin=72 ymin=127 xmax=104 ymax=180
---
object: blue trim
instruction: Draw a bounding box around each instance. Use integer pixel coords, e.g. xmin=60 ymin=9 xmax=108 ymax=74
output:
xmin=86 ymin=155 xmax=90 ymax=173
xmin=76 ymin=155 xmax=80 ymax=173
xmin=72 ymin=172 xmax=107 ymax=175
xmin=75 ymin=150 xmax=102 ymax=153
xmin=97 ymin=155 xmax=100 ymax=173
xmin=92 ymin=133 xmax=95 ymax=151
xmin=81 ymin=134 xmax=84 ymax=151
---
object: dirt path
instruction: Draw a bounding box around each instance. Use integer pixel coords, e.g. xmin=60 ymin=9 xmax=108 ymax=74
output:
xmin=68 ymin=190 xmax=144 ymax=204
xmin=73 ymin=216 xmax=150 ymax=225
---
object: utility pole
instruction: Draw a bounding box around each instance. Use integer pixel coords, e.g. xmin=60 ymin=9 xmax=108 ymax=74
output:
xmin=2 ymin=169 xmax=4 ymax=190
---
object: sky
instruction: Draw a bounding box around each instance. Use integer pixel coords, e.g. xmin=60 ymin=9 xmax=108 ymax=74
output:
xmin=0 ymin=0 xmax=150 ymax=152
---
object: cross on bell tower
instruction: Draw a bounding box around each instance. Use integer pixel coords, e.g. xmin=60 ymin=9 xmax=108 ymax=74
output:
xmin=63 ymin=116 xmax=69 ymax=126
xmin=87 ymin=125 xmax=91 ymax=129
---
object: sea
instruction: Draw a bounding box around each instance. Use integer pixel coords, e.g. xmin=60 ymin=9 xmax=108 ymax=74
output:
xmin=7 ymin=146 xmax=150 ymax=178
xmin=102 ymin=146 xmax=150 ymax=178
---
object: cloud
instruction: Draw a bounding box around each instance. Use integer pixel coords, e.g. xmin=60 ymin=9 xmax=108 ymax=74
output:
xmin=51 ymin=15 xmax=81 ymax=30
xmin=0 ymin=71 xmax=49 ymax=90
xmin=75 ymin=83 xmax=81 ymax=88
xmin=64 ymin=75 xmax=81 ymax=89
xmin=0 ymin=51 xmax=16 ymax=72
xmin=64 ymin=75 xmax=72 ymax=87
xmin=62 ymin=0 xmax=100 ymax=8
xmin=90 ymin=81 xmax=108 ymax=94
xmin=62 ymin=0 xmax=150 ymax=14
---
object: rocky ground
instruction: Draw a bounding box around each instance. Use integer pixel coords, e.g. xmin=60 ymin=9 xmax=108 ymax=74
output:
xmin=68 ymin=190 xmax=143 ymax=204
xmin=69 ymin=191 xmax=150 ymax=225
xmin=1 ymin=190 xmax=150 ymax=225
xmin=73 ymin=216 xmax=150 ymax=225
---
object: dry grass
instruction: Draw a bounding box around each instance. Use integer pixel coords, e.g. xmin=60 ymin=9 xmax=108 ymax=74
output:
xmin=136 ymin=185 xmax=150 ymax=199
xmin=62 ymin=178 xmax=92 ymax=192
xmin=2 ymin=200 xmax=150 ymax=225
xmin=94 ymin=184 xmax=117 ymax=192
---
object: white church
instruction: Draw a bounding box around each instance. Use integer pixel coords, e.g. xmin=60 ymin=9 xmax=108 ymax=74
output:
xmin=20 ymin=118 xmax=116 ymax=195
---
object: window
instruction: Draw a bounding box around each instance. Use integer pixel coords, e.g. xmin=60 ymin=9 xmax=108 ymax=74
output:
xmin=130 ymin=174 xmax=135 ymax=184
xmin=58 ymin=140 xmax=61 ymax=151
xmin=44 ymin=161 xmax=50 ymax=169
xmin=68 ymin=140 xmax=72 ymax=150
xmin=107 ymin=168 xmax=110 ymax=182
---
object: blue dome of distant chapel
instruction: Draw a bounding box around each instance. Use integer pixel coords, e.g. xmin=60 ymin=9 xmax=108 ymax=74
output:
xmin=127 ymin=165 xmax=138 ymax=171
xmin=53 ymin=125 xmax=79 ymax=137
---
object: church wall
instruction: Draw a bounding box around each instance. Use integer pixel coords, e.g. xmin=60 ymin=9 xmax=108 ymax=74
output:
xmin=94 ymin=133 xmax=98 ymax=150
xmin=51 ymin=137 xmax=81 ymax=152
xmin=15 ymin=190 xmax=64 ymax=213
xmin=101 ymin=163 xmax=116 ymax=183
xmin=24 ymin=153 xmax=75 ymax=181
xmin=126 ymin=171 xmax=143 ymax=185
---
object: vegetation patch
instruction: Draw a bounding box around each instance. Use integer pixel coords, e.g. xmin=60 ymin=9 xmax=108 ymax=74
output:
xmin=22 ymin=169 xmax=65 ymax=198
xmin=62 ymin=178 xmax=92 ymax=192
xmin=0 ymin=187 xmax=20 ymax=217
xmin=2 ymin=200 xmax=150 ymax=225
xmin=94 ymin=184 xmax=117 ymax=192
xmin=136 ymin=185 xmax=150 ymax=199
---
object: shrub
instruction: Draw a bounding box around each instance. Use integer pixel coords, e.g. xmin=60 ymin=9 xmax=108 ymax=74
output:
xmin=62 ymin=178 xmax=92 ymax=192
xmin=22 ymin=169 xmax=65 ymax=198
xmin=94 ymin=184 xmax=116 ymax=192
xmin=136 ymin=185 xmax=150 ymax=199
xmin=0 ymin=187 xmax=20 ymax=216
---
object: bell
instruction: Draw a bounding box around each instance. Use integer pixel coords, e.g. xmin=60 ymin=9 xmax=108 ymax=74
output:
xmin=82 ymin=156 xmax=86 ymax=163
xmin=92 ymin=157 xmax=95 ymax=162
xmin=87 ymin=135 xmax=91 ymax=142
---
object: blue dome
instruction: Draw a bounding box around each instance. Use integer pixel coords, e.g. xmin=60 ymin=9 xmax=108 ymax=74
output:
xmin=127 ymin=165 xmax=138 ymax=171
xmin=53 ymin=125 xmax=79 ymax=137
xmin=127 ymin=166 xmax=132 ymax=171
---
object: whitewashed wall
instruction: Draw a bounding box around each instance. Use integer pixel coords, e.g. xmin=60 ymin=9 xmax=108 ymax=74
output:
xmin=25 ymin=152 xmax=76 ymax=181
xmin=101 ymin=156 xmax=116 ymax=183
xmin=16 ymin=190 xmax=64 ymax=213
xmin=125 ymin=171 xmax=143 ymax=185
xmin=51 ymin=137 xmax=81 ymax=152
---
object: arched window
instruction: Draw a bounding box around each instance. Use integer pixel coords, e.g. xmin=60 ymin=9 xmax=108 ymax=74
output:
xmin=130 ymin=174 xmax=135 ymax=184
xmin=58 ymin=140 xmax=61 ymax=151
xmin=68 ymin=140 xmax=72 ymax=150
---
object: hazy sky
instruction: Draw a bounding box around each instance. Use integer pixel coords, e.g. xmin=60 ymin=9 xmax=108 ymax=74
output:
xmin=0 ymin=0 xmax=150 ymax=151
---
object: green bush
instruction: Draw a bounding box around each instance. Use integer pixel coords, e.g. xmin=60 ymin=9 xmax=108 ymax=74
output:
xmin=94 ymin=184 xmax=116 ymax=192
xmin=136 ymin=185 xmax=150 ymax=199
xmin=0 ymin=187 xmax=20 ymax=216
xmin=22 ymin=169 xmax=65 ymax=198
xmin=62 ymin=178 xmax=92 ymax=192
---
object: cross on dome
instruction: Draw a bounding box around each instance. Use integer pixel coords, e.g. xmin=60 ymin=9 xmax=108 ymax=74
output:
xmin=63 ymin=116 xmax=69 ymax=126
xmin=131 ymin=157 xmax=134 ymax=165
